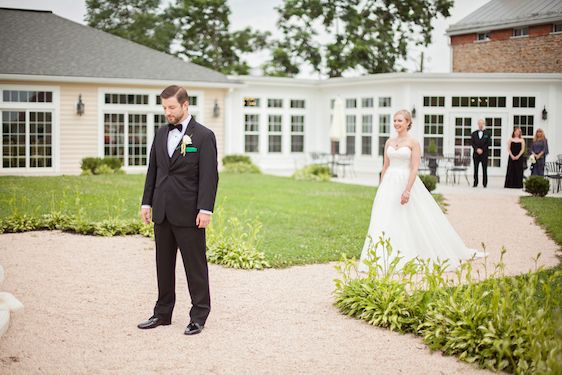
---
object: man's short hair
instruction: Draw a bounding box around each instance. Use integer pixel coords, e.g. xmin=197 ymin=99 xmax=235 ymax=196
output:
xmin=160 ymin=85 xmax=189 ymax=105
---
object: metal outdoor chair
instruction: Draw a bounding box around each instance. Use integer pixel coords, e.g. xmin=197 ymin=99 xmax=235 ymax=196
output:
xmin=335 ymin=154 xmax=355 ymax=178
xmin=446 ymin=156 xmax=471 ymax=185
xmin=544 ymin=161 xmax=562 ymax=193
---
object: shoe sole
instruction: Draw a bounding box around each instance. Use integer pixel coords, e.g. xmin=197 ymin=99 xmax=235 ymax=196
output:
xmin=137 ymin=322 xmax=171 ymax=329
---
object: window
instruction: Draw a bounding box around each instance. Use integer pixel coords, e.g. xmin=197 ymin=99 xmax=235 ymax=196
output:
xmin=454 ymin=117 xmax=472 ymax=159
xmin=346 ymin=115 xmax=356 ymax=155
xmin=267 ymin=98 xmax=283 ymax=108
xmin=330 ymin=99 xmax=335 ymax=109
xmin=104 ymin=113 xmax=125 ymax=161
xmin=379 ymin=97 xmax=391 ymax=107
xmin=486 ymin=117 xmax=502 ymax=167
xmin=554 ymin=23 xmax=562 ymax=33
xmin=153 ymin=114 xmax=167 ymax=136
xmin=105 ymin=93 xmax=148 ymax=105
xmin=291 ymin=115 xmax=304 ymax=152
xmin=361 ymin=115 xmax=373 ymax=155
xmin=452 ymin=96 xmax=506 ymax=108
xmin=2 ymin=90 xmax=53 ymax=103
xmin=513 ymin=96 xmax=536 ymax=108
xmin=378 ymin=114 xmax=390 ymax=156
xmin=423 ymin=96 xmax=445 ymax=107
xmin=156 ymin=95 xmax=197 ymax=106
xmin=128 ymin=114 xmax=147 ymax=166
xmin=2 ymin=111 xmax=53 ymax=169
xmin=290 ymin=99 xmax=305 ymax=109
xmin=244 ymin=114 xmax=259 ymax=152
xmin=361 ymin=98 xmax=374 ymax=108
xmin=477 ymin=32 xmax=490 ymax=41
xmin=423 ymin=114 xmax=444 ymax=156
xmin=268 ymin=115 xmax=282 ymax=153
xmin=513 ymin=115 xmax=534 ymax=149
xmin=243 ymin=97 xmax=260 ymax=107
xmin=346 ymin=98 xmax=357 ymax=109
xmin=513 ymin=27 xmax=528 ymax=37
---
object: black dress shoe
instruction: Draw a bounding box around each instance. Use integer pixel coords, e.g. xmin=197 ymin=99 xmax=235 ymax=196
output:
xmin=184 ymin=322 xmax=204 ymax=335
xmin=137 ymin=316 xmax=171 ymax=329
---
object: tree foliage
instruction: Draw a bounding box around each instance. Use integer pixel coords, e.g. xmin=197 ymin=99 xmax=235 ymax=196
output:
xmin=85 ymin=0 xmax=175 ymax=53
xmin=266 ymin=0 xmax=453 ymax=77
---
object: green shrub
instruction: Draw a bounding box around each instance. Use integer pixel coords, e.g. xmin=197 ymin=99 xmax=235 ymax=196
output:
xmin=81 ymin=157 xmax=102 ymax=173
xmin=223 ymin=161 xmax=261 ymax=174
xmin=334 ymin=234 xmax=562 ymax=374
xmin=81 ymin=157 xmax=124 ymax=175
xmin=292 ymin=164 xmax=331 ymax=181
xmin=222 ymin=154 xmax=252 ymax=165
xmin=206 ymin=208 xmax=270 ymax=270
xmin=524 ymin=176 xmax=550 ymax=197
xmin=418 ymin=174 xmax=437 ymax=192
xmin=94 ymin=164 xmax=114 ymax=175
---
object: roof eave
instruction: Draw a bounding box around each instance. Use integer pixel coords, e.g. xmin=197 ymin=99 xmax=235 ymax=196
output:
xmin=0 ymin=73 xmax=244 ymax=88
xmin=446 ymin=14 xmax=562 ymax=36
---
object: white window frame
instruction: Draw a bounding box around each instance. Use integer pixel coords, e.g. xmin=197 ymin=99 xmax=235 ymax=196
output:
xmin=0 ymin=84 xmax=60 ymax=173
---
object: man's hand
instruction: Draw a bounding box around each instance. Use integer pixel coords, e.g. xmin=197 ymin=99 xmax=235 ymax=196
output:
xmin=196 ymin=212 xmax=211 ymax=229
xmin=140 ymin=207 xmax=152 ymax=225
xmin=477 ymin=148 xmax=483 ymax=155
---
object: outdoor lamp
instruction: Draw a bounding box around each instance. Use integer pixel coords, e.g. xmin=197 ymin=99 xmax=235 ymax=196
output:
xmin=411 ymin=106 xmax=416 ymax=118
xmin=542 ymin=106 xmax=548 ymax=120
xmin=76 ymin=94 xmax=85 ymax=116
xmin=213 ymin=99 xmax=220 ymax=118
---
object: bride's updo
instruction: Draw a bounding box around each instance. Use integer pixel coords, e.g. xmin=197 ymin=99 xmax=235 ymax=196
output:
xmin=394 ymin=109 xmax=413 ymax=130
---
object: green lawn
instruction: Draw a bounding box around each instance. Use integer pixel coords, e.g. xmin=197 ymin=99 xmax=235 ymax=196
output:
xmin=0 ymin=173 xmax=375 ymax=267
xmin=520 ymin=196 xmax=562 ymax=249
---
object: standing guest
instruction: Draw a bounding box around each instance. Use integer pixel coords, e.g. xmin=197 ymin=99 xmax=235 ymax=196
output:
xmin=471 ymin=119 xmax=491 ymax=188
xmin=530 ymin=128 xmax=549 ymax=176
xmin=504 ymin=127 xmax=525 ymax=188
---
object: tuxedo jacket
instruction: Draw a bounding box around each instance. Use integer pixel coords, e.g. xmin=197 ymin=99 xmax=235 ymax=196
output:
xmin=471 ymin=130 xmax=491 ymax=158
xmin=142 ymin=117 xmax=219 ymax=227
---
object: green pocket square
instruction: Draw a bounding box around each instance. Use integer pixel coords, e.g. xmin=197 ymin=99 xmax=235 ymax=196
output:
xmin=186 ymin=147 xmax=198 ymax=152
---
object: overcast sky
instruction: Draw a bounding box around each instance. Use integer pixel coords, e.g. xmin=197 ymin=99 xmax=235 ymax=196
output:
xmin=1 ymin=0 xmax=490 ymax=76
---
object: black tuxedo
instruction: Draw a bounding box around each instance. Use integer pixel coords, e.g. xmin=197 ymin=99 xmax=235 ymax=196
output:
xmin=471 ymin=130 xmax=490 ymax=187
xmin=142 ymin=116 xmax=218 ymax=325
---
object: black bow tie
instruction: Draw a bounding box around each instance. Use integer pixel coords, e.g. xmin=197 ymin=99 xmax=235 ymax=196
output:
xmin=168 ymin=123 xmax=182 ymax=132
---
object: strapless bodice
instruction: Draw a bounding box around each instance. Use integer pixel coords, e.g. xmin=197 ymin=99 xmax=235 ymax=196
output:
xmin=387 ymin=146 xmax=412 ymax=170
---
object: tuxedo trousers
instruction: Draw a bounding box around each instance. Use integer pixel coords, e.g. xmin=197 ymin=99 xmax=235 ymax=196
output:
xmin=473 ymin=154 xmax=488 ymax=187
xmin=153 ymin=218 xmax=210 ymax=325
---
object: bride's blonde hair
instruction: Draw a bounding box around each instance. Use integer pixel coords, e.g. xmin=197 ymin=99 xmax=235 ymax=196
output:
xmin=394 ymin=109 xmax=413 ymax=130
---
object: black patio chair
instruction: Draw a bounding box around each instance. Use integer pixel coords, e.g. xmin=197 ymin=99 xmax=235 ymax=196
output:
xmin=544 ymin=161 xmax=561 ymax=193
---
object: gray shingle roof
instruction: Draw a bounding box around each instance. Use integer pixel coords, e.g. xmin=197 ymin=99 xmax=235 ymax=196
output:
xmin=447 ymin=0 xmax=562 ymax=35
xmin=0 ymin=7 xmax=231 ymax=84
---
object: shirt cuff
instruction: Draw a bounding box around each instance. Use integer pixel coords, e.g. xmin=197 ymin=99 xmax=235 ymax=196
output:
xmin=199 ymin=209 xmax=213 ymax=215
xmin=141 ymin=205 xmax=151 ymax=209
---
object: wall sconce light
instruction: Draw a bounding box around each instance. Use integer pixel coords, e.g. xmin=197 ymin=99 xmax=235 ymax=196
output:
xmin=212 ymin=99 xmax=220 ymax=118
xmin=411 ymin=106 xmax=416 ymax=118
xmin=542 ymin=106 xmax=548 ymax=120
xmin=76 ymin=94 xmax=85 ymax=116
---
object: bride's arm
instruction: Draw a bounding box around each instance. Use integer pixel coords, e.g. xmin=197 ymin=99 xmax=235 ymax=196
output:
xmin=380 ymin=140 xmax=391 ymax=182
xmin=401 ymin=141 xmax=421 ymax=205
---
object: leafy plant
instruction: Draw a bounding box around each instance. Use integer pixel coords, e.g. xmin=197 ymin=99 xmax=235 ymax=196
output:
xmin=81 ymin=156 xmax=124 ymax=175
xmin=94 ymin=164 xmax=115 ymax=175
xmin=524 ymin=176 xmax=550 ymax=197
xmin=292 ymin=164 xmax=331 ymax=181
xmin=418 ymin=174 xmax=437 ymax=192
xmin=206 ymin=207 xmax=269 ymax=270
xmin=222 ymin=162 xmax=261 ymax=174
xmin=222 ymin=154 xmax=253 ymax=165
xmin=427 ymin=139 xmax=438 ymax=155
xmin=334 ymin=234 xmax=562 ymax=374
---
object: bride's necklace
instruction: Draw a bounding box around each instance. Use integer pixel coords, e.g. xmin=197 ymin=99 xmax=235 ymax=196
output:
xmin=393 ymin=137 xmax=409 ymax=148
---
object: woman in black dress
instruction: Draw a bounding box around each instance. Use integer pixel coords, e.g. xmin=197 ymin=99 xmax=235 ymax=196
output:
xmin=504 ymin=127 xmax=525 ymax=188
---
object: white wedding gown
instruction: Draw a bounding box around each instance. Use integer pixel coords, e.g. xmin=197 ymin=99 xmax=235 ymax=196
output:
xmin=359 ymin=146 xmax=485 ymax=272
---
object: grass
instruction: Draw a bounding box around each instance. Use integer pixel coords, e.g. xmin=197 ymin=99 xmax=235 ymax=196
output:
xmin=520 ymin=196 xmax=562 ymax=248
xmin=0 ymin=173 xmax=375 ymax=267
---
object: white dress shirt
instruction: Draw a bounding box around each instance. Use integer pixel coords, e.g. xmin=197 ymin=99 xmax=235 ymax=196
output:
xmin=478 ymin=130 xmax=483 ymax=139
xmin=142 ymin=114 xmax=212 ymax=216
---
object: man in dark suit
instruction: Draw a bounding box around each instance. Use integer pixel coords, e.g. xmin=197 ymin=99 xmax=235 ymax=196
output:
xmin=471 ymin=119 xmax=490 ymax=188
xmin=138 ymin=85 xmax=218 ymax=335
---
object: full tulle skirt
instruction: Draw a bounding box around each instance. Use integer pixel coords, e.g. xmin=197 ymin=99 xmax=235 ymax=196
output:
xmin=359 ymin=167 xmax=485 ymax=272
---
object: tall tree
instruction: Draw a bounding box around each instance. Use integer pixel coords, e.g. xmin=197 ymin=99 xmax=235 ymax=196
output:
xmin=85 ymin=0 xmax=175 ymax=53
xmin=265 ymin=0 xmax=453 ymax=77
xmin=168 ymin=0 xmax=269 ymax=75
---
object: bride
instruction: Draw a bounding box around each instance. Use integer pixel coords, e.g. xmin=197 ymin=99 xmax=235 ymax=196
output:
xmin=359 ymin=109 xmax=485 ymax=272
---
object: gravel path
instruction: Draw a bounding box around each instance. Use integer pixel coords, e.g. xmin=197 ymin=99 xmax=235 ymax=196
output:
xmin=0 ymin=191 xmax=558 ymax=374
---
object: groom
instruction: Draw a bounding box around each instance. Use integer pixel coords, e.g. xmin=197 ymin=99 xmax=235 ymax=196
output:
xmin=138 ymin=85 xmax=218 ymax=335
xmin=471 ymin=119 xmax=490 ymax=188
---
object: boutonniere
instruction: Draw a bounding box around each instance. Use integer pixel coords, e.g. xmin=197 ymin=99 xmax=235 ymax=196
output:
xmin=181 ymin=134 xmax=192 ymax=156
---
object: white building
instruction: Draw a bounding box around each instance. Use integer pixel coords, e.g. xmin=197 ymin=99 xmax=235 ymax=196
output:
xmin=227 ymin=73 xmax=561 ymax=177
